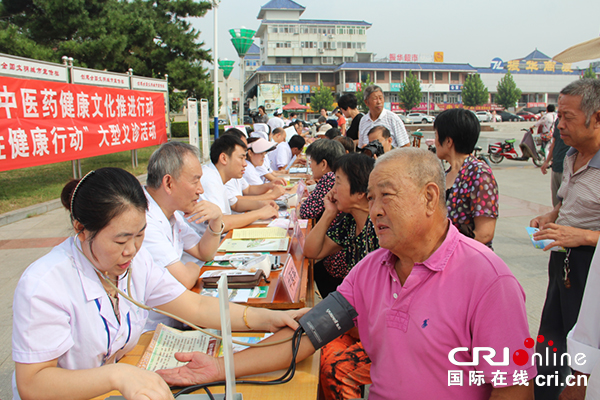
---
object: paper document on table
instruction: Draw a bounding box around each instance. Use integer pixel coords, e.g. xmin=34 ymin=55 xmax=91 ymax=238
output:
xmin=232 ymin=227 xmax=287 ymax=239
xmin=137 ymin=324 xmax=220 ymax=371
xmin=218 ymin=238 xmax=289 ymax=252
xmin=268 ymin=218 xmax=291 ymax=229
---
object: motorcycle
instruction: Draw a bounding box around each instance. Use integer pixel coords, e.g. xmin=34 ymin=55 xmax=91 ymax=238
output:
xmin=487 ymin=128 xmax=546 ymax=167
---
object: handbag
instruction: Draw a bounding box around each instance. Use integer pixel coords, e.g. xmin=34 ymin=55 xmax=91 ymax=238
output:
xmin=202 ymin=270 xmax=270 ymax=289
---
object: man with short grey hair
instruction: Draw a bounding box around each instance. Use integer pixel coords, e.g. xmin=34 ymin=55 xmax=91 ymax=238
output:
xmin=158 ymin=147 xmax=535 ymax=400
xmin=144 ymin=141 xmax=224 ymax=291
xmin=358 ymin=85 xmax=410 ymax=149
xmin=530 ymin=79 xmax=600 ymax=399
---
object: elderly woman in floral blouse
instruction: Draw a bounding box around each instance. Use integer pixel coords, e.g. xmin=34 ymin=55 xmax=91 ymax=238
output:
xmin=434 ymin=108 xmax=499 ymax=248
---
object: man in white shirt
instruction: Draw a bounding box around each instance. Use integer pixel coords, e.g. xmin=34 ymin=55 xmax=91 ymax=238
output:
xmin=269 ymin=127 xmax=292 ymax=170
xmin=358 ymin=85 xmax=410 ymax=149
xmin=267 ymin=108 xmax=284 ymax=132
xmin=144 ymin=141 xmax=224 ymax=290
xmin=189 ymin=135 xmax=279 ymax=237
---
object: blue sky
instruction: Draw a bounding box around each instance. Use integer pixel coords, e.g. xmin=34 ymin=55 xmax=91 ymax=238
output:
xmin=190 ymin=0 xmax=600 ymax=73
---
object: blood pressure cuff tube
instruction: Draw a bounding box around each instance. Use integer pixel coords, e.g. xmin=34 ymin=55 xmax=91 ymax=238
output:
xmin=298 ymin=291 xmax=358 ymax=350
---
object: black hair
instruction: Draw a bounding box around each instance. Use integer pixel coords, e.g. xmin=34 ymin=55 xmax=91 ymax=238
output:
xmin=333 ymin=136 xmax=355 ymax=153
xmin=324 ymin=128 xmax=340 ymax=140
xmin=317 ymin=116 xmax=327 ymax=124
xmin=332 ymin=153 xmax=375 ymax=195
xmin=60 ymin=168 xmax=147 ymax=240
xmin=210 ymin=134 xmax=247 ymax=164
xmin=288 ymin=134 xmax=306 ymax=150
xmin=547 ymin=104 xmax=556 ymax=112
xmin=433 ymin=108 xmax=480 ymax=154
xmin=368 ymin=125 xmax=390 ymax=139
xmin=222 ymin=127 xmax=246 ymax=140
xmin=305 ymin=139 xmax=345 ymax=168
xmin=258 ymin=106 xmax=266 ymax=112
xmin=337 ymin=93 xmax=357 ymax=111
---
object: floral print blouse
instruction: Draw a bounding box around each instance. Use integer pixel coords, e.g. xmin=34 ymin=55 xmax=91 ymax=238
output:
xmin=299 ymin=172 xmax=335 ymax=220
xmin=446 ymin=155 xmax=499 ymax=235
xmin=325 ymin=214 xmax=379 ymax=278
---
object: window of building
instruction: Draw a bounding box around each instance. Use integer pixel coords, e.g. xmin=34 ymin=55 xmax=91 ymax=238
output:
xmin=435 ymin=72 xmax=443 ymax=81
xmin=376 ymin=71 xmax=385 ymax=81
xmin=344 ymin=56 xmax=354 ymax=62
xmin=302 ymin=73 xmax=317 ymax=83
xmin=321 ymin=73 xmax=334 ymax=83
xmin=269 ymin=26 xmax=278 ymax=33
xmin=337 ymin=27 xmax=345 ymax=34
xmin=270 ymin=73 xmax=284 ymax=83
xmin=359 ymin=28 xmax=365 ymax=35
xmin=310 ymin=27 xmax=318 ymax=34
xmin=275 ymin=57 xmax=291 ymax=65
xmin=421 ymin=72 xmax=429 ymax=81
xmin=348 ymin=27 xmax=355 ymax=34
xmin=447 ymin=93 xmax=459 ymax=103
xmin=301 ymin=27 xmax=309 ymax=34
xmin=433 ymin=94 xmax=442 ymax=103
xmin=322 ymin=57 xmax=334 ymax=65
xmin=303 ymin=57 xmax=313 ymax=64
xmin=451 ymin=72 xmax=459 ymax=81
xmin=389 ymin=93 xmax=399 ymax=102
xmin=391 ymin=71 xmax=402 ymax=81
xmin=286 ymin=73 xmax=301 ymax=85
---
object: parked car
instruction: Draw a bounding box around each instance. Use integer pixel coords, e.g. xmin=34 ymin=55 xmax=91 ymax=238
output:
xmin=218 ymin=119 xmax=227 ymax=125
xmin=498 ymin=111 xmax=524 ymax=122
xmin=398 ymin=114 xmax=412 ymax=124
xmin=407 ymin=112 xmax=435 ymax=124
xmin=475 ymin=111 xmax=492 ymax=122
xmin=516 ymin=111 xmax=539 ymax=121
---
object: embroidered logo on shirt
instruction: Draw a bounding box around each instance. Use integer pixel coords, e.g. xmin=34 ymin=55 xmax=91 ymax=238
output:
xmin=421 ymin=319 xmax=429 ymax=328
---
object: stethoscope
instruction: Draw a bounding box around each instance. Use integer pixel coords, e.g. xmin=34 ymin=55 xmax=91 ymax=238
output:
xmin=73 ymin=237 xmax=295 ymax=348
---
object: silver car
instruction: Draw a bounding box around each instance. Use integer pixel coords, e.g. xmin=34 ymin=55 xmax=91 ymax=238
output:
xmin=475 ymin=111 xmax=492 ymax=122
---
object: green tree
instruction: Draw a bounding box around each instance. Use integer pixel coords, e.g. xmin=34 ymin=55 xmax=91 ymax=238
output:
xmin=495 ymin=71 xmax=522 ymax=110
xmin=398 ymin=71 xmax=421 ymax=112
xmin=582 ymin=65 xmax=597 ymax=79
xmin=462 ymin=74 xmax=489 ymax=106
xmin=310 ymin=81 xmax=334 ymax=114
xmin=355 ymin=74 xmax=373 ymax=114
xmin=0 ymin=0 xmax=214 ymax=109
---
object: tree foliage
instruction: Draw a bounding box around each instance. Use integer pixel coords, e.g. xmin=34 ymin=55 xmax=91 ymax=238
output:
xmin=355 ymin=74 xmax=373 ymax=114
xmin=495 ymin=71 xmax=522 ymax=110
xmin=310 ymin=81 xmax=334 ymax=113
xmin=398 ymin=71 xmax=421 ymax=112
xmin=582 ymin=66 xmax=597 ymax=79
xmin=462 ymin=74 xmax=488 ymax=106
xmin=0 ymin=0 xmax=214 ymax=112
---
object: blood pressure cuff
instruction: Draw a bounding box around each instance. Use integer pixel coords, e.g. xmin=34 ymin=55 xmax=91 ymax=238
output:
xmin=298 ymin=291 xmax=358 ymax=350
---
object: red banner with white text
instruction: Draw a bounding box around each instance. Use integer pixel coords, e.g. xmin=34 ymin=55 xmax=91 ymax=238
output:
xmin=0 ymin=76 xmax=167 ymax=172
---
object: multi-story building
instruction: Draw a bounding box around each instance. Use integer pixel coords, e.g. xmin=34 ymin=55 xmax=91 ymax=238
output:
xmin=255 ymin=0 xmax=372 ymax=67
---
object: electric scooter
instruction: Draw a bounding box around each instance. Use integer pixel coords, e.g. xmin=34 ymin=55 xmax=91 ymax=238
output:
xmin=487 ymin=128 xmax=546 ymax=167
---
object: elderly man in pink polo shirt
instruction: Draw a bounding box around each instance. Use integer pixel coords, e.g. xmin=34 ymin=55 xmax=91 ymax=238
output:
xmin=158 ymin=148 xmax=536 ymax=399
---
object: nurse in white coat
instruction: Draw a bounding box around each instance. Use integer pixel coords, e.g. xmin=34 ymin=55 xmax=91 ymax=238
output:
xmin=12 ymin=167 xmax=306 ymax=400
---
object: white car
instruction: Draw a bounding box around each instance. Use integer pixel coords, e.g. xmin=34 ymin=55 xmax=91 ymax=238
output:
xmin=406 ymin=113 xmax=435 ymax=124
xmin=475 ymin=111 xmax=492 ymax=123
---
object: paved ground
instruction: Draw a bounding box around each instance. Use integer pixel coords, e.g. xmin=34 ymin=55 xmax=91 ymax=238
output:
xmin=0 ymin=121 xmax=556 ymax=398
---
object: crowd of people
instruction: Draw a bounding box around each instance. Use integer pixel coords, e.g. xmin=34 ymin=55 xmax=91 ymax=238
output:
xmin=10 ymin=80 xmax=600 ymax=400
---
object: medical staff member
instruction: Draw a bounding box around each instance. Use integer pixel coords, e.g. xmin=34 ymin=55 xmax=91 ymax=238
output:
xmin=12 ymin=167 xmax=305 ymax=400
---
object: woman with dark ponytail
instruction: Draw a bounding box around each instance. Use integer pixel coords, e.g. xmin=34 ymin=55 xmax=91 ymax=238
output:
xmin=12 ymin=167 xmax=306 ymax=400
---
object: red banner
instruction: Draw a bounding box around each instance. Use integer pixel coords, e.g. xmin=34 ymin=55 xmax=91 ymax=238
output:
xmin=0 ymin=76 xmax=167 ymax=172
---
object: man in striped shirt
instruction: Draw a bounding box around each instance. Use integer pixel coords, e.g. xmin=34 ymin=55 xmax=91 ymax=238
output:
xmin=357 ymin=85 xmax=410 ymax=149
xmin=530 ymin=79 xmax=600 ymax=400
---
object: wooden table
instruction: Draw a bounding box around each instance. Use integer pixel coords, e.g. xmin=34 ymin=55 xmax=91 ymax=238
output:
xmin=92 ymin=332 xmax=320 ymax=400
xmin=196 ymin=222 xmax=314 ymax=310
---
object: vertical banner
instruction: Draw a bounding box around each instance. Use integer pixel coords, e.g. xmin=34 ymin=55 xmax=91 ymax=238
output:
xmin=200 ymin=99 xmax=209 ymax=162
xmin=0 ymin=76 xmax=167 ymax=172
xmin=187 ymin=98 xmax=199 ymax=150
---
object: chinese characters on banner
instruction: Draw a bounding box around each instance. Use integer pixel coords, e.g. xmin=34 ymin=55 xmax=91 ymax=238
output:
xmin=0 ymin=76 xmax=167 ymax=172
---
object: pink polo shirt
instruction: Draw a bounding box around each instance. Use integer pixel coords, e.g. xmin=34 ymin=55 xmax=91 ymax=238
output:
xmin=337 ymin=223 xmax=536 ymax=399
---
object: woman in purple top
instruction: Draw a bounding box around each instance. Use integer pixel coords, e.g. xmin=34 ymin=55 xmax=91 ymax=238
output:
xmin=434 ymin=108 xmax=499 ymax=247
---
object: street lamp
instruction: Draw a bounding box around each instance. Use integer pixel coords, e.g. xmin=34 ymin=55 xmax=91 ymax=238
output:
xmin=229 ymin=27 xmax=255 ymax=124
xmin=212 ymin=0 xmax=220 ymax=138
xmin=218 ymin=59 xmax=235 ymax=121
